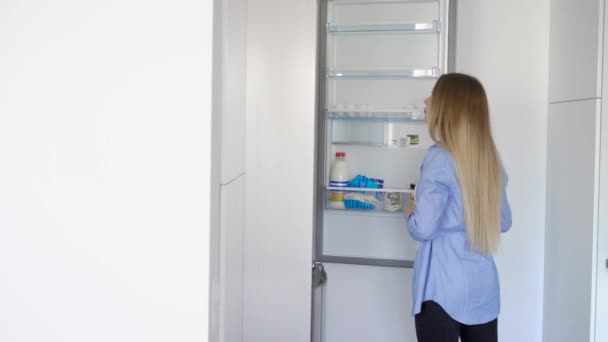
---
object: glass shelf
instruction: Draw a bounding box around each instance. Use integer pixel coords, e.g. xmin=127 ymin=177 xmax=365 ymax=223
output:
xmin=325 ymin=186 xmax=414 ymax=213
xmin=327 ymin=110 xmax=425 ymax=122
xmin=332 ymin=141 xmax=427 ymax=149
xmin=327 ymin=67 xmax=439 ymax=79
xmin=324 ymin=209 xmax=408 ymax=218
xmin=330 ymin=118 xmax=429 ymax=148
xmin=327 ymin=186 xmax=415 ymax=194
xmin=328 ymin=21 xmax=439 ymax=34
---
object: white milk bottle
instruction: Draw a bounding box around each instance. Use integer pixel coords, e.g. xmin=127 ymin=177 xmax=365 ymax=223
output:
xmin=329 ymin=152 xmax=350 ymax=209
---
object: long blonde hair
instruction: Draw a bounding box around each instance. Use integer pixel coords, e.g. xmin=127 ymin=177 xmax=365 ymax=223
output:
xmin=427 ymin=73 xmax=501 ymax=254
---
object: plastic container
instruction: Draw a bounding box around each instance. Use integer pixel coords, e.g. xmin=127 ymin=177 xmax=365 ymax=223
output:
xmin=384 ymin=192 xmax=403 ymax=212
xmin=328 ymin=152 xmax=350 ymax=209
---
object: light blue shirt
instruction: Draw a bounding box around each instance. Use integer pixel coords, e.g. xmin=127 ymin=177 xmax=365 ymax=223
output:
xmin=406 ymin=145 xmax=512 ymax=325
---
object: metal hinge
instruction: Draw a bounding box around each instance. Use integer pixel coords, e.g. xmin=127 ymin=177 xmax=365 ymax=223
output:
xmin=312 ymin=262 xmax=327 ymax=288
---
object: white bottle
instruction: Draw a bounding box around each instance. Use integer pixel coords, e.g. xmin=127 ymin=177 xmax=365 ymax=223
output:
xmin=329 ymin=152 xmax=350 ymax=209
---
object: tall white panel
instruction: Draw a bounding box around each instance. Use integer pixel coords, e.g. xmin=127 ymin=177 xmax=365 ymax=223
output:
xmin=548 ymin=0 xmax=602 ymax=102
xmin=596 ymin=12 xmax=608 ymax=336
xmin=219 ymin=177 xmax=245 ymax=342
xmin=544 ymin=99 xmax=599 ymax=342
xmin=596 ymin=98 xmax=608 ymax=342
xmin=243 ymin=0 xmax=317 ymax=341
xmin=212 ymin=0 xmax=248 ymax=339
xmin=220 ymin=0 xmax=247 ymax=184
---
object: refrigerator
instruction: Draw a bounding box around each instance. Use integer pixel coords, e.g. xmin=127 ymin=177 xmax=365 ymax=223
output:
xmin=312 ymin=1 xmax=456 ymax=341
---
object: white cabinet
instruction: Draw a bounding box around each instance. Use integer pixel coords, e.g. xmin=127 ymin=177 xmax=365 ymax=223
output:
xmin=218 ymin=177 xmax=245 ymax=342
xmin=596 ymin=7 xmax=608 ymax=338
xmin=548 ymin=0 xmax=603 ymax=103
xmin=242 ymin=0 xmax=318 ymax=341
xmin=214 ymin=1 xmax=248 ymax=340
xmin=544 ymin=0 xmax=608 ymax=340
xmin=597 ymin=101 xmax=608 ymax=342
xmin=219 ymin=0 xmax=247 ymax=184
xmin=544 ymin=99 xmax=601 ymax=342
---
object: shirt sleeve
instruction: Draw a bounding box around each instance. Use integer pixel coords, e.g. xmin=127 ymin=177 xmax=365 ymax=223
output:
xmin=406 ymin=149 xmax=451 ymax=241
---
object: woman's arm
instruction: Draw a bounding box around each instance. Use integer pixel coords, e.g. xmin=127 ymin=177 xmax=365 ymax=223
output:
xmin=406 ymin=150 xmax=450 ymax=241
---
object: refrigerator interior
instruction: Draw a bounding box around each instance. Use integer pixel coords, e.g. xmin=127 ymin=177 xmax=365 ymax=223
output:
xmin=314 ymin=0 xmax=453 ymax=341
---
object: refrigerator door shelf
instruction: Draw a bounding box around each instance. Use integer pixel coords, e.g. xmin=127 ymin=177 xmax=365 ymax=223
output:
xmin=326 ymin=186 xmax=414 ymax=213
xmin=326 ymin=186 xmax=415 ymax=193
xmin=327 ymin=67 xmax=440 ymax=79
xmin=327 ymin=20 xmax=439 ymax=34
xmin=324 ymin=208 xmax=407 ymax=218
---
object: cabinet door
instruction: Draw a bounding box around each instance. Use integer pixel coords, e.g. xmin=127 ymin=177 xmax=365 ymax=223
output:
xmin=218 ymin=177 xmax=244 ymax=342
xmin=545 ymin=99 xmax=600 ymax=342
xmin=596 ymin=54 xmax=608 ymax=342
xmin=549 ymin=0 xmax=602 ymax=102
xmin=242 ymin=0 xmax=318 ymax=341
xmin=219 ymin=0 xmax=247 ymax=183
xmin=597 ymin=101 xmax=608 ymax=342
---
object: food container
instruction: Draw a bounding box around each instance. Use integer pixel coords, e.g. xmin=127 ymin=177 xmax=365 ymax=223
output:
xmin=384 ymin=192 xmax=403 ymax=212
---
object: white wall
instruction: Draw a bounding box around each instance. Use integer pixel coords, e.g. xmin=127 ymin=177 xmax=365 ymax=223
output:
xmin=457 ymin=1 xmax=549 ymax=341
xmin=0 ymin=1 xmax=213 ymax=341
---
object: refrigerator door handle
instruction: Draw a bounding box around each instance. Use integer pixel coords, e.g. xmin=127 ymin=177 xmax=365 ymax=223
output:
xmin=312 ymin=262 xmax=328 ymax=288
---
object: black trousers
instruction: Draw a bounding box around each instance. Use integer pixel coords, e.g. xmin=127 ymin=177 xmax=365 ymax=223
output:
xmin=415 ymin=301 xmax=498 ymax=342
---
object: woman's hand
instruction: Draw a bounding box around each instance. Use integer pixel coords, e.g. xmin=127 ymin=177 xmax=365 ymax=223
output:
xmin=405 ymin=205 xmax=416 ymax=218
xmin=404 ymin=193 xmax=416 ymax=218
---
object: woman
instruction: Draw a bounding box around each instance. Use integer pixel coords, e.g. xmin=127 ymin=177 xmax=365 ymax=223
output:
xmin=405 ymin=73 xmax=512 ymax=342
